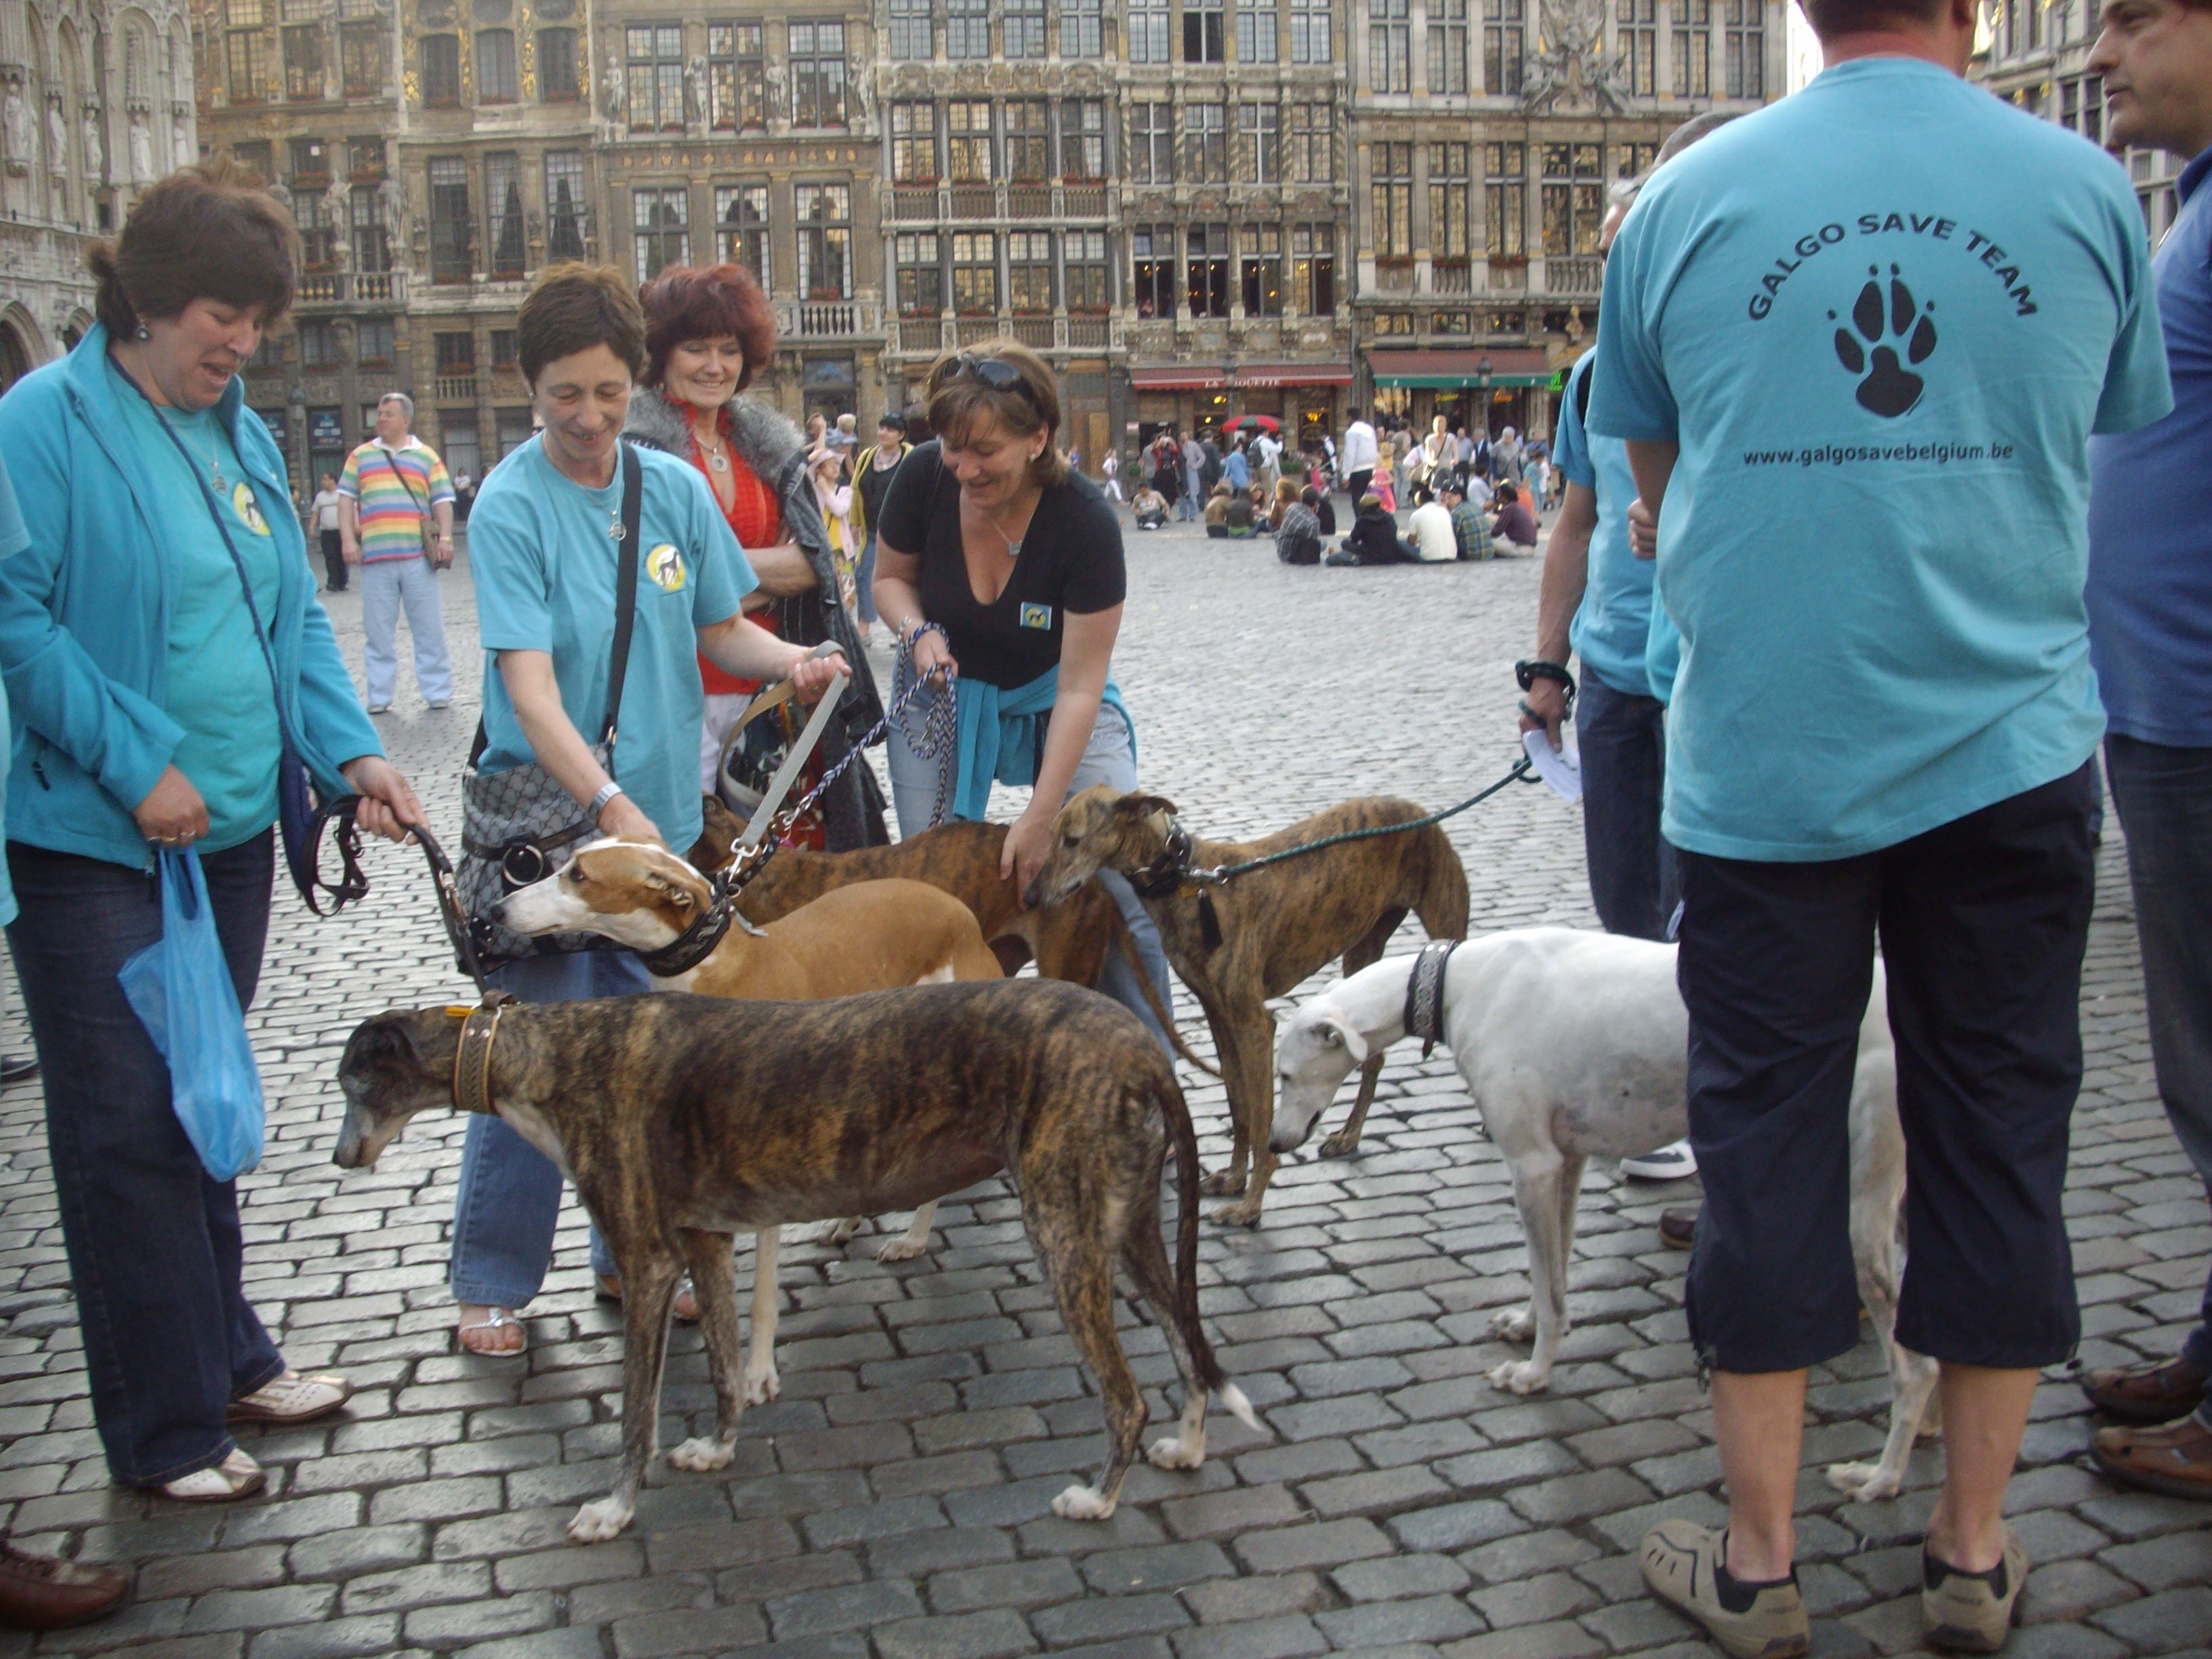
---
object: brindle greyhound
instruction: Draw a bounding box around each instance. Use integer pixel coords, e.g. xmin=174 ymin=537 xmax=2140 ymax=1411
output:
xmin=333 ymin=981 xmax=1258 ymax=1543
xmin=1027 ymin=788 xmax=1469 ymax=1227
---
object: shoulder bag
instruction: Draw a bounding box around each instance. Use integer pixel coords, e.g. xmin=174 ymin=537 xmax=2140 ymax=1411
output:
xmin=457 ymin=444 xmax=642 ymax=966
xmin=377 ymin=446 xmax=451 ymax=569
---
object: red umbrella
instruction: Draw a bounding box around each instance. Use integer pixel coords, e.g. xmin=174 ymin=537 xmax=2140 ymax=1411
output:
xmin=1222 ymin=413 xmax=1282 ymax=434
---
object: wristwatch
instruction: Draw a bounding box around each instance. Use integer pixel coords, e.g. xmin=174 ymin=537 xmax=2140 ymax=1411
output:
xmin=589 ymin=781 xmax=626 ymax=820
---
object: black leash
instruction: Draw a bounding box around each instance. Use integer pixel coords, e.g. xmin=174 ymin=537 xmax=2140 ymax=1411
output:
xmin=304 ymin=798 xmax=490 ymax=994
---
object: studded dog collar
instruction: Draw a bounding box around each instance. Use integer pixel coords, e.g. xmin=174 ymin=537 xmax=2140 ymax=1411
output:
xmin=451 ymin=993 xmax=516 ymax=1115
xmin=1401 ymin=939 xmax=1460 ymax=1058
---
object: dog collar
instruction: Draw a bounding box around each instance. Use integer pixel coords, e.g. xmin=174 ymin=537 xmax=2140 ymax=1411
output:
xmin=1402 ymin=939 xmax=1460 ymax=1058
xmin=1129 ymin=821 xmax=1197 ymax=899
xmin=451 ymin=994 xmax=514 ymax=1115
xmin=636 ymin=890 xmax=736 ymax=978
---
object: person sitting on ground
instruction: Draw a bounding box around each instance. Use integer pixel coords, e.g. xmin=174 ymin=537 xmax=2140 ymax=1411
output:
xmin=1267 ymin=477 xmax=1300 ymax=532
xmin=1203 ymin=483 xmax=1233 ymax=537
xmin=1130 ymin=483 xmax=1168 ymax=529
xmin=1328 ymin=492 xmax=1418 ymax=566
xmin=1490 ymin=481 xmax=1540 ymax=552
xmin=1439 ymin=476 xmax=1494 ymax=561
xmin=1407 ymin=484 xmax=1458 ymax=563
xmin=1224 ymin=489 xmax=1255 ymax=538
xmin=1312 ymin=484 xmax=1338 ymax=537
xmin=1275 ymin=487 xmax=1323 ymax=567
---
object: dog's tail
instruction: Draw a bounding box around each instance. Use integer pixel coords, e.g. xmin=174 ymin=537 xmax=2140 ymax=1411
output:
xmin=1113 ymin=909 xmax=1223 ymax=1078
xmin=1161 ymin=1069 xmax=1260 ymax=1435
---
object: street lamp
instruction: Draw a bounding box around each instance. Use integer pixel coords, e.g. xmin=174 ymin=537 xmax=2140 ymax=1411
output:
xmin=1477 ymin=354 xmax=1493 ymax=438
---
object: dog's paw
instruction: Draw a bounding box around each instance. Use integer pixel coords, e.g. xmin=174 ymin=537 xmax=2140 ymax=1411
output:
xmin=1486 ymin=1358 xmax=1552 ymax=1395
xmin=1210 ymin=1199 xmax=1265 ymax=1229
xmin=811 ymin=1217 xmax=859 ymax=1245
xmin=1488 ymin=1307 xmax=1536 ymax=1344
xmin=668 ymin=1435 xmax=737 ymax=1473
xmin=1052 ymin=1483 xmax=1117 ymax=1521
xmin=743 ymin=1364 xmax=781 ymax=1406
xmin=875 ymin=1233 xmax=928 ymax=1263
xmin=1197 ymin=1167 xmax=1247 ymax=1197
xmin=1317 ymin=1129 xmax=1364 ymax=1159
xmin=1147 ymin=1434 xmax=1204 ymax=1471
xmin=1824 ymin=1460 xmax=1902 ymax=1502
xmin=567 ymin=1497 xmax=634 ymax=1542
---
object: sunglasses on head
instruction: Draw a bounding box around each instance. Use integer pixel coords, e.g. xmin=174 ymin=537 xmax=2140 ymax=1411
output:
xmin=948 ymin=352 xmax=1038 ymax=408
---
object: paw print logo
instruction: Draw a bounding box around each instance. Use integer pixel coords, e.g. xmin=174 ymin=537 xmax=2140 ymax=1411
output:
xmin=1831 ymin=265 xmax=1938 ymax=418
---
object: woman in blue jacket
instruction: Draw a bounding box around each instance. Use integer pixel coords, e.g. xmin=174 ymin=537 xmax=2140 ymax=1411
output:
xmin=0 ymin=163 xmax=420 ymax=1503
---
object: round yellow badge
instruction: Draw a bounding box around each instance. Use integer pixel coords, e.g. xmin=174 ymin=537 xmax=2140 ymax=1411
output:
xmin=645 ymin=544 xmax=687 ymax=592
xmin=232 ymin=480 xmax=270 ymax=536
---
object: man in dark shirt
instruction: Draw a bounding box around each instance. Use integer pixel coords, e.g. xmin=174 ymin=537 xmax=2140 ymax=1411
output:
xmin=1488 ymin=483 xmax=1539 ymax=552
xmin=852 ymin=413 xmax=912 ymax=643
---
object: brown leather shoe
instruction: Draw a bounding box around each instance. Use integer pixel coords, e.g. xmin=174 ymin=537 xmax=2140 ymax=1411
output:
xmin=1659 ymin=1206 xmax=1698 ymax=1251
xmin=2091 ymin=1411 xmax=2212 ymax=1501
xmin=2080 ymin=1353 xmax=2208 ymax=1425
xmin=0 ymin=1541 xmax=129 ymax=1631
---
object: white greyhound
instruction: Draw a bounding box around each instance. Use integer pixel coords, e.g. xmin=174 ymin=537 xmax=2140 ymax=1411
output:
xmin=1272 ymin=928 xmax=1940 ymax=1501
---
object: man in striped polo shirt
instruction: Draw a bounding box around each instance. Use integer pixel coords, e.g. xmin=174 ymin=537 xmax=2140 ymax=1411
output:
xmin=340 ymin=392 xmax=455 ymax=714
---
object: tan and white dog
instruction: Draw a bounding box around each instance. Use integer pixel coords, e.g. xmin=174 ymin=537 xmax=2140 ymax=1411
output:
xmin=1272 ymin=929 xmax=1939 ymax=1504
xmin=493 ymin=838 xmax=1002 ymax=1402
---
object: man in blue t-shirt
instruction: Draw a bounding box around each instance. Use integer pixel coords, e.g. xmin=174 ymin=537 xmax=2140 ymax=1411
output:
xmin=2075 ymin=0 xmax=2212 ymax=1504
xmin=1589 ymin=0 xmax=2173 ymax=1650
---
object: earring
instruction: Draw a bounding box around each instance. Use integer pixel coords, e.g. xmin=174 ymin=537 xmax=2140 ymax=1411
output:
xmin=134 ymin=325 xmax=150 ymax=341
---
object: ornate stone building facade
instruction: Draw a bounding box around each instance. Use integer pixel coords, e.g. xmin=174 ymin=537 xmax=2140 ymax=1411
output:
xmin=0 ymin=0 xmax=196 ymax=390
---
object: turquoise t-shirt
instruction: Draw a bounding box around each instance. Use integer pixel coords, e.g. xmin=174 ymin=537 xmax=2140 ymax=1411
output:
xmin=107 ymin=359 xmax=285 ymax=852
xmin=1555 ymin=353 xmax=1655 ymax=699
xmin=0 ymin=454 xmax=23 ymax=924
xmin=469 ymin=436 xmax=752 ymax=853
xmin=1590 ymin=58 xmax=2172 ymax=861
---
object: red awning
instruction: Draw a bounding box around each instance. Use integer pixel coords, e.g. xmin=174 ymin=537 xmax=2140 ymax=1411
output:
xmin=1129 ymin=362 xmax=1355 ymax=391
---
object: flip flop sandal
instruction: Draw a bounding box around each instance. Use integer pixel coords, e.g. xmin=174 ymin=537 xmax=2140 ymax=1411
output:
xmin=595 ymin=1273 xmax=700 ymax=1323
xmin=227 ymin=1370 xmax=352 ymax=1426
xmin=457 ymin=1308 xmax=527 ymax=1355
xmin=159 ymin=1448 xmax=266 ymax=1503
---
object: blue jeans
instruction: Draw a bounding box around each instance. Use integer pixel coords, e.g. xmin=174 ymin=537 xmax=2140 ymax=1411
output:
xmin=1575 ymin=670 xmax=1678 ymax=941
xmin=5 ymin=834 xmax=287 ymax=1485
xmin=886 ymin=694 xmax=1175 ymax=1054
xmin=447 ymin=950 xmax=651 ymax=1309
xmin=360 ymin=554 xmax=453 ymax=707
xmin=2104 ymin=735 xmax=2212 ymax=1416
xmin=1177 ymin=470 xmax=1201 ymax=520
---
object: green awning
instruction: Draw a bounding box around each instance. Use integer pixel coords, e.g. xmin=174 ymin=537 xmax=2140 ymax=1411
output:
xmin=1368 ymin=370 xmax=1555 ymax=388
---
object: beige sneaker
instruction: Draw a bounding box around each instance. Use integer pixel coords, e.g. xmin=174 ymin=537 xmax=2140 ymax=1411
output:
xmin=1923 ymin=1525 xmax=2027 ymax=1652
xmin=1640 ymin=1520 xmax=1809 ymax=1659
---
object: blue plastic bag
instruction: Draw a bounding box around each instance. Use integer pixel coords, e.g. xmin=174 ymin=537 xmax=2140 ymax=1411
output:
xmin=117 ymin=848 xmax=266 ymax=1181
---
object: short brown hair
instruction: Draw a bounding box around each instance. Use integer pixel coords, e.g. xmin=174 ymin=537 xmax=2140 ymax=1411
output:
xmin=1797 ymin=0 xmax=1946 ymax=39
xmin=516 ymin=262 xmax=649 ymax=385
xmin=637 ymin=263 xmax=778 ymax=390
xmin=924 ymin=340 xmax=1069 ymax=489
xmin=86 ymin=157 xmax=300 ymax=337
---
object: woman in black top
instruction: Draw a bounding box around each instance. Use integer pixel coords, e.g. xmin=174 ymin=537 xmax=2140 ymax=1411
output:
xmin=872 ymin=340 xmax=1172 ymax=1048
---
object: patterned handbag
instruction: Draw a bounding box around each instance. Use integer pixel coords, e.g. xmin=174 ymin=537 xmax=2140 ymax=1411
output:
xmin=457 ymin=446 xmax=642 ymax=966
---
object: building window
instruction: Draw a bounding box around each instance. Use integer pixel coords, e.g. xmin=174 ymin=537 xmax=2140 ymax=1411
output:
xmin=429 ymin=155 xmax=471 ymax=283
xmin=1006 ymin=0 xmax=1046 ymax=58
xmin=1433 ymin=310 xmax=1471 ymax=333
xmin=1289 ymin=102 xmax=1333 ymax=182
xmin=236 ymin=140 xmax=277 ymax=183
xmin=486 ymin=151 xmax=524 ymax=278
xmin=1130 ymin=0 xmax=1172 ymax=62
xmin=1484 ymin=0 xmax=1523 ymax=94
xmin=888 ymin=0 xmax=932 ymax=59
xmin=1292 ymin=0 xmax=1333 ymax=61
xmin=1132 ymin=224 xmax=1176 ymax=317
xmin=796 ymin=182 xmax=851 ymax=298
xmin=1236 ymin=0 xmax=1277 ymax=62
xmin=1066 ymin=228 xmax=1109 ymax=310
xmin=946 ymin=0 xmax=989 ymax=59
xmin=1063 ymin=0 xmax=1105 ymax=58
xmin=1428 ymin=0 xmax=1468 ymax=94
xmin=1292 ymin=222 xmax=1334 ymax=313
xmin=1240 ymin=101 xmax=1279 ymax=185
xmin=539 ymin=28 xmax=579 ymax=101
xmin=1488 ymin=309 xmax=1526 ymax=334
xmin=227 ymin=0 xmax=266 ymax=105
xmin=436 ymin=331 xmax=475 ymax=377
xmin=1723 ymin=0 xmax=1762 ymax=97
xmin=947 ymin=100 xmax=991 ymax=181
xmin=1372 ymin=141 xmax=1413 ymax=260
xmin=717 ymin=184 xmax=769 ymax=283
xmin=2081 ymin=73 xmax=2102 ymax=143
xmin=1370 ymin=0 xmax=1410 ymax=93
xmin=1617 ymin=140 xmax=1656 ymax=179
xmin=299 ymin=319 xmax=340 ymax=369
xmin=1616 ymin=0 xmax=1655 ymax=96
xmin=1186 ymin=0 xmax=1225 ymax=64
xmin=295 ymin=173 xmax=336 ymax=267
xmin=1132 ymin=102 xmax=1172 ymax=184
xmin=1541 ymin=141 xmax=1603 ymax=254
xmin=790 ymin=22 xmax=846 ymax=128
xmin=250 ymin=333 xmax=287 ymax=372
xmin=1185 ymin=102 xmax=1227 ymax=184
xmin=283 ymin=22 xmax=323 ymax=101
xmin=1008 ymin=230 xmax=1052 ymax=312
xmin=710 ymin=24 xmax=765 ymax=130
xmin=1671 ymin=0 xmax=1708 ymax=96
xmin=895 ymin=232 xmax=943 ymax=315
xmin=1240 ymin=224 xmax=1282 ymax=316
xmin=350 ymin=185 xmax=390 ymax=271
xmin=951 ymin=231 xmax=997 ymax=313
xmin=357 ymin=316 xmax=394 ymax=366
xmin=421 ymin=35 xmax=460 ymax=106
xmin=1431 ymin=140 xmax=1472 ymax=262
xmin=546 ymin=149 xmax=586 ymax=260
xmin=1485 ymin=141 xmax=1525 ymax=255
xmin=1061 ymin=98 xmax=1106 ymax=178
xmin=634 ymin=186 xmax=691 ymax=281
xmin=1376 ymin=312 xmax=1415 ymax=335
xmin=290 ymin=136 xmax=329 ymax=185
xmin=348 ymin=135 xmax=384 ymax=178
xmin=1006 ymin=98 xmax=1050 ymax=180
xmin=476 ymin=30 xmax=516 ymax=103
xmin=892 ymin=102 xmax=937 ymax=181
xmin=627 ymin=25 xmax=684 ymax=134
xmin=340 ymin=16 xmax=384 ymax=96
xmin=1186 ymin=223 xmax=1230 ymax=319
xmin=489 ymin=329 xmax=516 ymax=369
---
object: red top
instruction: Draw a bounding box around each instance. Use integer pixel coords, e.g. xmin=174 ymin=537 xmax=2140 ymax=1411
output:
xmin=686 ymin=410 xmax=783 ymax=694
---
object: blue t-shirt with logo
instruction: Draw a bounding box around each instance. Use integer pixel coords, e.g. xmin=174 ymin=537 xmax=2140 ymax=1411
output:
xmin=1591 ymin=58 xmax=2171 ymax=861
xmin=1554 ymin=352 xmax=1656 ymax=700
xmin=470 ymin=436 xmax=751 ymax=853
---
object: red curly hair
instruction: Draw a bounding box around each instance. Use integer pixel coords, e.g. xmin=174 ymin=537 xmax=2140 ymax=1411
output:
xmin=638 ymin=263 xmax=779 ymax=390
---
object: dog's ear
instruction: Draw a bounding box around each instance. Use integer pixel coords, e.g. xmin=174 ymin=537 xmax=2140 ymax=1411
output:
xmin=1113 ymin=792 xmax=1179 ymax=824
xmin=343 ymin=1012 xmax=427 ymax=1074
xmin=639 ymin=869 xmax=700 ymax=912
xmin=1318 ymin=1015 xmax=1370 ymax=1066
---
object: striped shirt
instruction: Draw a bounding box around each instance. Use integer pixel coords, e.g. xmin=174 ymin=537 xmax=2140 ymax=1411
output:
xmin=338 ymin=438 xmax=455 ymax=562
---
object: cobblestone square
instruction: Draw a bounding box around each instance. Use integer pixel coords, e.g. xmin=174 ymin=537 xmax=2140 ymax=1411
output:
xmin=0 ymin=519 xmax=2205 ymax=1659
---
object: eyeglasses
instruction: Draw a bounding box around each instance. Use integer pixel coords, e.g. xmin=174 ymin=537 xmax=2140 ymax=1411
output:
xmin=948 ymin=352 xmax=1039 ymax=409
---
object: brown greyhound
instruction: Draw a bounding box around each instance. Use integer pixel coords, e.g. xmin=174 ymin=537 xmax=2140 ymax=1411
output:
xmin=333 ymin=981 xmax=1258 ymax=1542
xmin=1026 ymin=788 xmax=1469 ymax=1227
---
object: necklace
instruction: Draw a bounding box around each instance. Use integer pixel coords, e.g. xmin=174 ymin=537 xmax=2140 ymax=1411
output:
xmin=165 ymin=409 xmax=227 ymax=493
xmin=694 ymin=424 xmax=731 ymax=472
xmin=970 ymin=495 xmax=1036 ymax=561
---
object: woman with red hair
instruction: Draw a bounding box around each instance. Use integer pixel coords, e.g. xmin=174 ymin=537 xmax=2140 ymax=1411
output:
xmin=626 ymin=264 xmax=884 ymax=848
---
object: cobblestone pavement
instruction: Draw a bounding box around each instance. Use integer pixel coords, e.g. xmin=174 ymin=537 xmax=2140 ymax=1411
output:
xmin=0 ymin=512 xmax=2207 ymax=1659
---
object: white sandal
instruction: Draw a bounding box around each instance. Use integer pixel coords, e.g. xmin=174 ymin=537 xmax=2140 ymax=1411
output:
xmin=456 ymin=1307 xmax=526 ymax=1356
xmin=227 ymin=1370 xmax=351 ymax=1425
xmin=160 ymin=1449 xmax=265 ymax=1503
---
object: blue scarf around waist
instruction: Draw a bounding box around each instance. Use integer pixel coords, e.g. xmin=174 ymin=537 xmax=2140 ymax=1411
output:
xmin=953 ymin=665 xmax=1134 ymax=821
